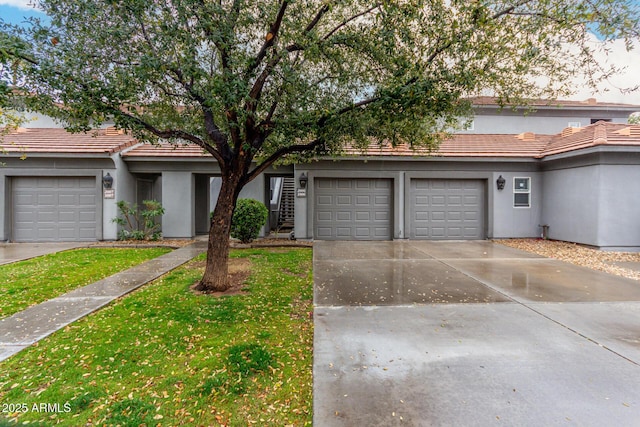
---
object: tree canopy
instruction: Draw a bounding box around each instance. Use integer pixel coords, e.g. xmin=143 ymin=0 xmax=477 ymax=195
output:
xmin=2 ymin=0 xmax=639 ymax=290
xmin=3 ymin=1 xmax=638 ymax=164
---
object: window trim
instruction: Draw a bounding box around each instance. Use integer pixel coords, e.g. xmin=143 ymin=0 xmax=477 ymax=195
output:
xmin=513 ymin=177 xmax=531 ymax=208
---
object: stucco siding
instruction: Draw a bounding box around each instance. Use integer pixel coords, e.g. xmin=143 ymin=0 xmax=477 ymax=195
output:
xmin=541 ymin=165 xmax=600 ymax=246
xmin=464 ymin=109 xmax=633 ymax=135
xmin=597 ymin=165 xmax=640 ymax=249
xmin=492 ymin=172 xmax=543 ymax=239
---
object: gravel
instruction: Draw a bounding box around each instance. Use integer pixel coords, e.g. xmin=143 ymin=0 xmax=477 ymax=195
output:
xmin=495 ymin=239 xmax=640 ymax=281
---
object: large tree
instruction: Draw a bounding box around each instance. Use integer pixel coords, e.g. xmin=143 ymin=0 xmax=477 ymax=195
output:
xmin=1 ymin=0 xmax=638 ymax=291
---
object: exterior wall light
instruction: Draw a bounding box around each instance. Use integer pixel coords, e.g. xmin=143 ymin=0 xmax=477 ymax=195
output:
xmin=102 ymin=172 xmax=114 ymax=189
xmin=496 ymin=175 xmax=506 ymax=190
xmin=299 ymin=172 xmax=308 ymax=189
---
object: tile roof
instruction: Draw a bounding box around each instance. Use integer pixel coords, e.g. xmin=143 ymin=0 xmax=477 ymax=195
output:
xmin=344 ymin=122 xmax=640 ymax=159
xmin=343 ymin=133 xmax=552 ymax=158
xmin=0 ymin=127 xmax=137 ymax=155
xmin=541 ymin=122 xmax=640 ymax=157
xmin=4 ymin=122 xmax=640 ymax=161
xmin=122 ymin=142 xmax=211 ymax=157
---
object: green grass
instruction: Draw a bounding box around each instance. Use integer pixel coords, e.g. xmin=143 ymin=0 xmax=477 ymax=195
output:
xmin=0 ymin=248 xmax=314 ymax=426
xmin=0 ymin=247 xmax=172 ymax=319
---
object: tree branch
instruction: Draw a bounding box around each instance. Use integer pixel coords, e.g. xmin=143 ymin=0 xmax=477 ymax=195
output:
xmin=113 ymin=108 xmax=226 ymax=165
xmin=491 ymin=0 xmax=535 ymax=20
xmin=321 ymin=3 xmax=382 ymax=42
xmin=305 ymin=4 xmax=330 ymax=33
xmin=246 ymin=138 xmax=324 ymax=183
xmin=244 ymin=0 xmax=289 ymax=78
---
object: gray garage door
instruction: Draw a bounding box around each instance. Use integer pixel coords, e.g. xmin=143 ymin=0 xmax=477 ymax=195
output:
xmin=410 ymin=179 xmax=485 ymax=240
xmin=315 ymin=178 xmax=392 ymax=240
xmin=12 ymin=177 xmax=97 ymax=242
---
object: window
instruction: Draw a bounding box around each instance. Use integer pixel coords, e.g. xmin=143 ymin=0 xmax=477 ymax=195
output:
xmin=514 ymin=177 xmax=530 ymax=208
xmin=590 ymin=118 xmax=612 ymax=124
xmin=464 ymin=120 xmax=475 ymax=131
xmin=568 ymin=121 xmax=581 ymax=128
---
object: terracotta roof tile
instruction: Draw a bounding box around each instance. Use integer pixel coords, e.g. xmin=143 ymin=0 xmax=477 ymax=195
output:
xmin=5 ymin=122 xmax=640 ymax=161
xmin=541 ymin=122 xmax=640 ymax=157
xmin=122 ymin=143 xmax=211 ymax=157
xmin=0 ymin=127 xmax=137 ymax=155
xmin=344 ymin=134 xmax=552 ymax=158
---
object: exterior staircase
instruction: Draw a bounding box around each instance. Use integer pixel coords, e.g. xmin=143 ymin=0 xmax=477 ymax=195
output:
xmin=277 ymin=177 xmax=295 ymax=230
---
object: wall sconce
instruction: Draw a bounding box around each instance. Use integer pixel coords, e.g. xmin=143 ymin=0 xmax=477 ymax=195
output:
xmin=102 ymin=173 xmax=114 ymax=189
xmin=496 ymin=175 xmax=506 ymax=190
xmin=299 ymin=173 xmax=308 ymax=189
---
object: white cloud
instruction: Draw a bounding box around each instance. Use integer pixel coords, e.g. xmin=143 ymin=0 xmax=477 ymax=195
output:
xmin=0 ymin=0 xmax=34 ymax=10
xmin=569 ymin=36 xmax=640 ymax=106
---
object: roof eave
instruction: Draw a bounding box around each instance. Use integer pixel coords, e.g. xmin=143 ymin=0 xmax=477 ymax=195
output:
xmin=540 ymin=145 xmax=640 ymax=161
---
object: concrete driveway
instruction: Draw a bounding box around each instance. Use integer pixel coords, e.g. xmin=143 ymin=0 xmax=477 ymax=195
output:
xmin=0 ymin=242 xmax=86 ymax=265
xmin=313 ymin=241 xmax=640 ymax=426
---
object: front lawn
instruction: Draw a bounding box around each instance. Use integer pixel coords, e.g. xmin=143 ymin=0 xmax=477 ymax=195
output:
xmin=0 ymin=248 xmax=313 ymax=426
xmin=0 ymin=247 xmax=172 ymax=319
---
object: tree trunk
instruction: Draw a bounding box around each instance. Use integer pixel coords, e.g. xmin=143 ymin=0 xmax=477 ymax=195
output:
xmin=195 ymin=174 xmax=241 ymax=292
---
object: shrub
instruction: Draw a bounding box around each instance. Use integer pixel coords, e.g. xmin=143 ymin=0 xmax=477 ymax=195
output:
xmin=229 ymin=198 xmax=268 ymax=243
xmin=112 ymin=200 xmax=165 ymax=241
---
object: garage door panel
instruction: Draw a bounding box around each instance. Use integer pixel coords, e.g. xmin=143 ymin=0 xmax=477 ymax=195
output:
xmin=374 ymin=195 xmax=389 ymax=205
xmin=317 ymin=211 xmax=332 ymax=221
xmin=355 ymin=211 xmax=369 ymax=221
xmin=59 ymin=210 xmax=76 ymax=221
xmin=410 ymin=179 xmax=485 ymax=240
xmin=374 ymin=212 xmax=389 ymax=221
xmin=314 ymin=178 xmax=392 ymax=240
xmin=336 ymin=227 xmax=352 ymax=237
xmin=448 ymin=212 xmax=462 ymax=221
xmin=58 ymin=194 xmax=78 ymax=205
xmin=79 ymin=228 xmax=96 ymax=238
xmin=12 ymin=177 xmax=97 ymax=242
xmin=431 ymin=211 xmax=445 ymax=221
xmin=36 ymin=179 xmax=56 ymax=189
xmin=79 ymin=211 xmax=96 ymax=222
xmin=415 ymin=196 xmax=428 ymax=205
xmin=317 ymin=179 xmax=332 ymax=189
xmin=355 ymin=195 xmax=370 ymax=205
xmin=317 ymin=195 xmax=333 ymax=205
xmin=374 ymin=227 xmax=390 ymax=237
xmin=38 ymin=194 xmax=56 ymax=205
xmin=432 ymin=196 xmax=446 ymax=206
xmin=336 ymin=180 xmax=352 ymax=190
xmin=316 ymin=227 xmax=332 ymax=238
xmin=336 ymin=195 xmax=351 ymax=205
xmin=337 ymin=211 xmax=352 ymax=221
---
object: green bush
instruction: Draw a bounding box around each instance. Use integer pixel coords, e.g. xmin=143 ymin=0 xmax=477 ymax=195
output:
xmin=112 ymin=200 xmax=165 ymax=241
xmin=230 ymin=198 xmax=268 ymax=243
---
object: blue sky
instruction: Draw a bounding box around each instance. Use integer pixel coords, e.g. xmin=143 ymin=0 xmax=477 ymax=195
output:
xmin=0 ymin=1 xmax=47 ymax=25
xmin=1 ymin=0 xmax=639 ymax=104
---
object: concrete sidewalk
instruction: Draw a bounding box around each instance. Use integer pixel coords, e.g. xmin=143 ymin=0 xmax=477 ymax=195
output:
xmin=313 ymin=241 xmax=640 ymax=426
xmin=0 ymin=242 xmax=87 ymax=265
xmin=0 ymin=241 xmax=207 ymax=362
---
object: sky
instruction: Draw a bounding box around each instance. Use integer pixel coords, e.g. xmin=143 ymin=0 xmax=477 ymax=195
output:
xmin=1 ymin=0 xmax=640 ymax=105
